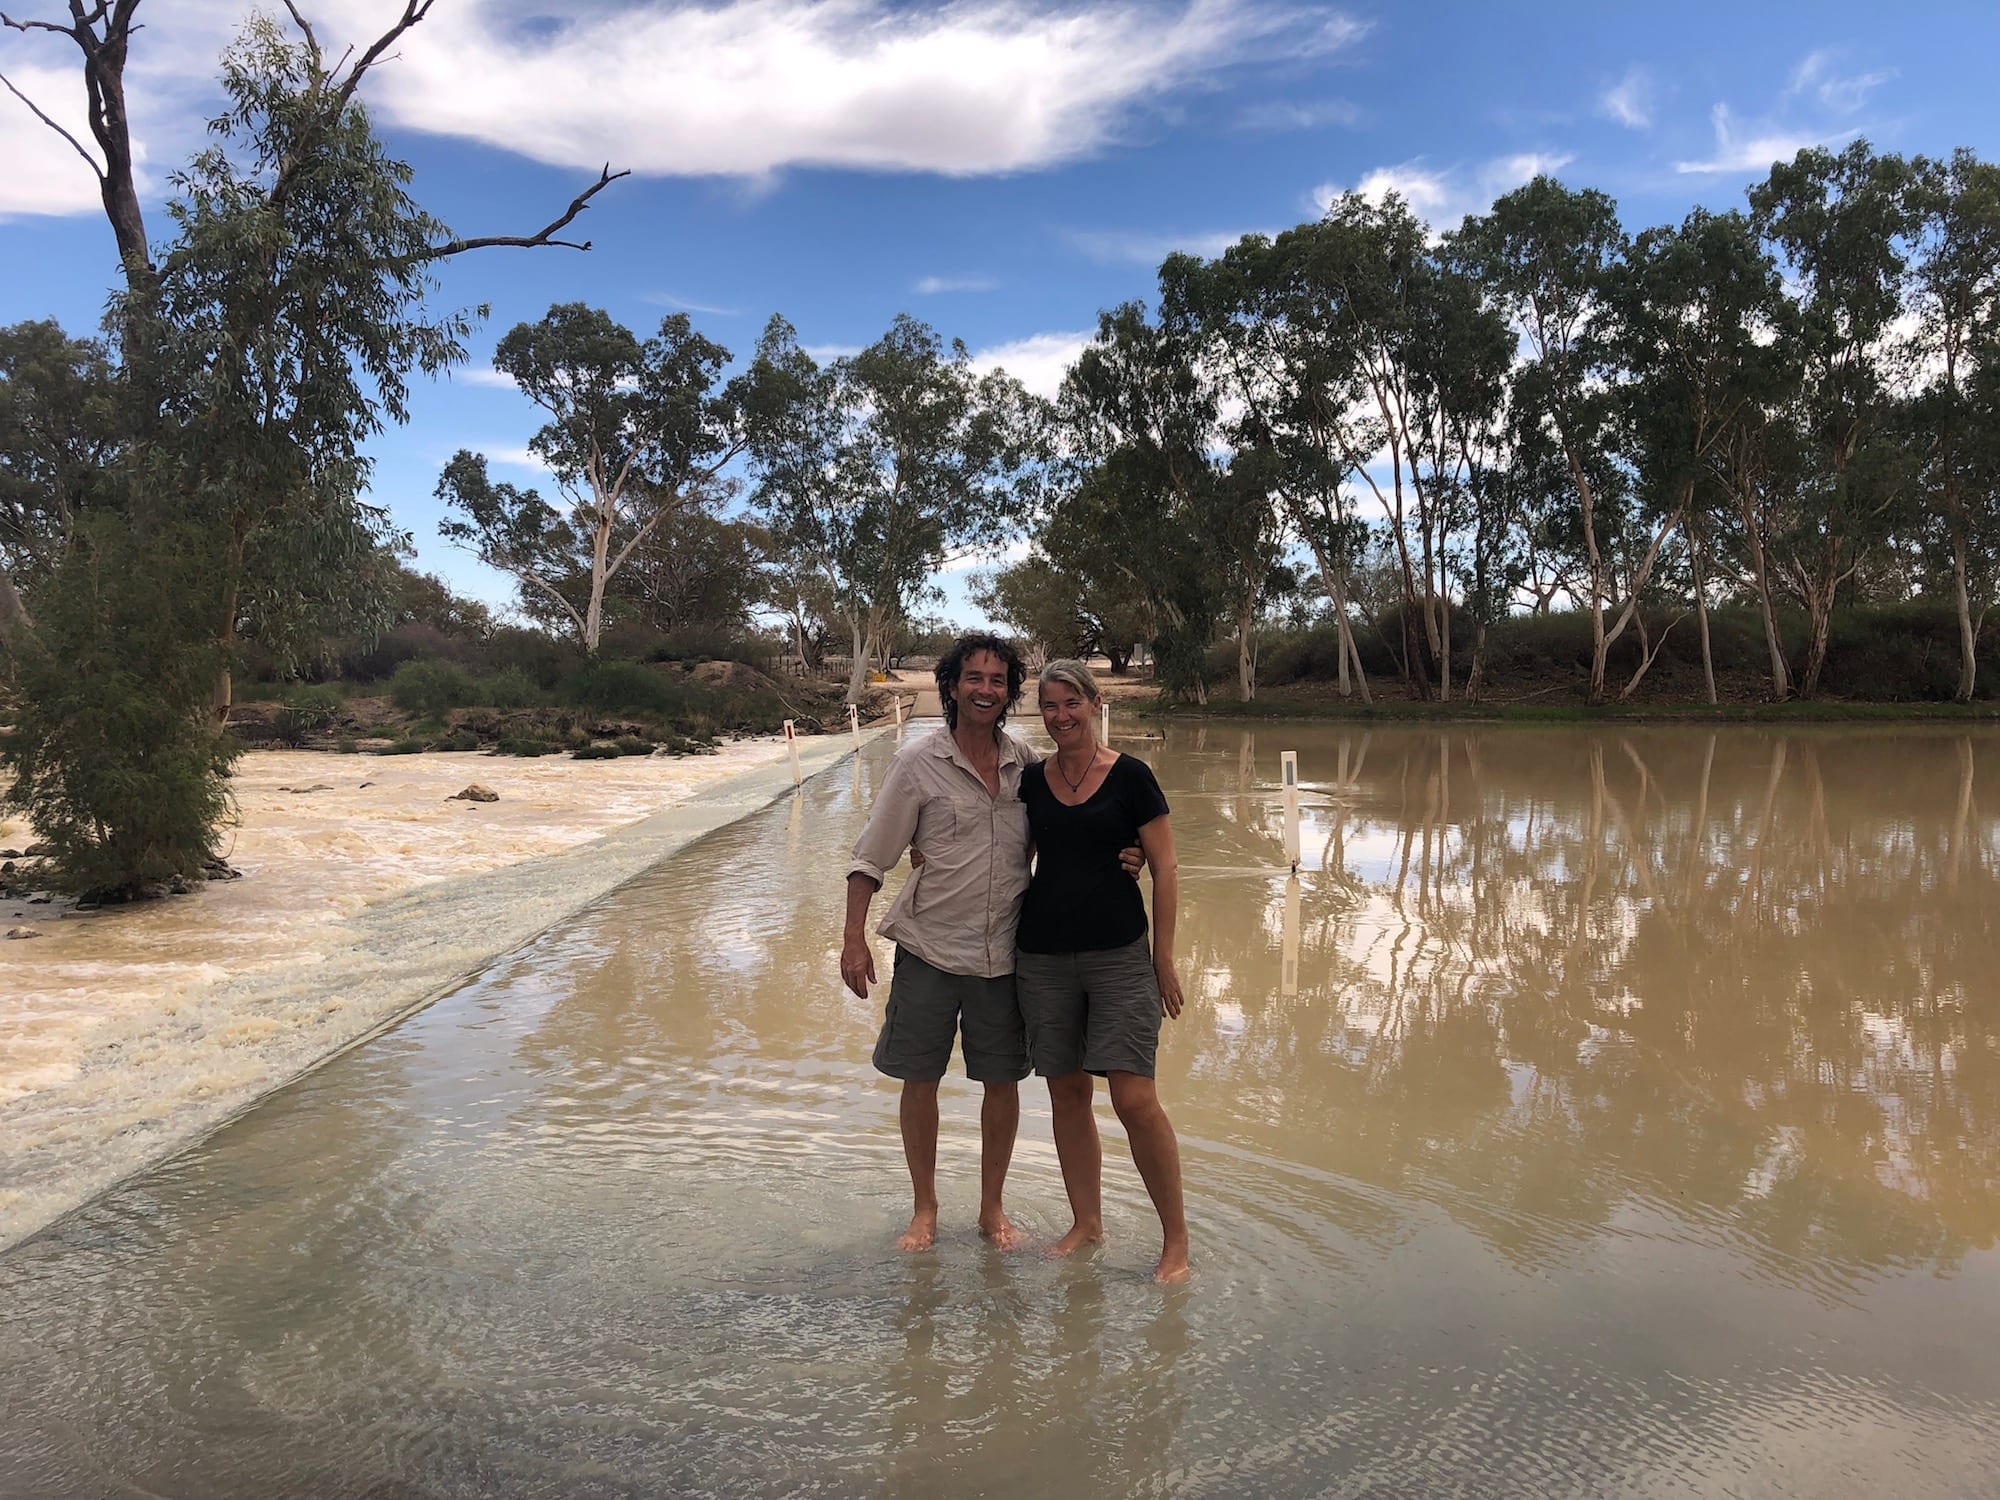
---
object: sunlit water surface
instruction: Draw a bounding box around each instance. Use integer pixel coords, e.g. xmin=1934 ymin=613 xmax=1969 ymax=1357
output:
xmin=4 ymin=725 xmax=1999 ymax=1497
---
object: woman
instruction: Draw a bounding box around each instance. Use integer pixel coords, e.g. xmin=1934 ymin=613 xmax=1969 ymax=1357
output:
xmin=1015 ymin=659 xmax=1189 ymax=1283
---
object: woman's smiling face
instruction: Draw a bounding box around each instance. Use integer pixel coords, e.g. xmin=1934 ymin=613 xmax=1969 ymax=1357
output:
xmin=1040 ymin=681 xmax=1097 ymax=748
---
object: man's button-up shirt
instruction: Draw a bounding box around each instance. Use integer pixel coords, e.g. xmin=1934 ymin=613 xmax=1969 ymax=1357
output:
xmin=848 ymin=725 xmax=1040 ymax=979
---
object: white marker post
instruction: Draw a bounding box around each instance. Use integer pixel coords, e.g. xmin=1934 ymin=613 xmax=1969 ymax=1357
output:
xmin=1281 ymin=873 xmax=1301 ymax=997
xmin=894 ymin=696 xmax=906 ymax=726
xmin=849 ymin=703 xmax=862 ymax=754
xmin=784 ymin=719 xmax=801 ymax=787
xmin=1101 ymin=701 xmax=1111 ymax=743
xmin=1281 ymin=750 xmax=1301 ymax=871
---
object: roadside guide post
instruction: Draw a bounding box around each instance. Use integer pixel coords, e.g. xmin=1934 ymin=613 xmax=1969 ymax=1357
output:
xmin=849 ymin=704 xmax=861 ymax=754
xmin=1281 ymin=750 xmax=1301 ymax=872
xmin=784 ymin=720 xmax=801 ymax=786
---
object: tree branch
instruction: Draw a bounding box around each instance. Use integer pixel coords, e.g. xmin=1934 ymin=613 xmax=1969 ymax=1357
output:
xmin=0 ymin=65 xmax=103 ymax=175
xmin=329 ymin=0 xmax=434 ymax=115
xmin=414 ymin=164 xmax=630 ymax=262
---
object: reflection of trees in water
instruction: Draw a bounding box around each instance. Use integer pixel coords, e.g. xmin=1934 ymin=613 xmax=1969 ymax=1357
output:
xmin=1179 ymin=728 xmax=2000 ymax=1282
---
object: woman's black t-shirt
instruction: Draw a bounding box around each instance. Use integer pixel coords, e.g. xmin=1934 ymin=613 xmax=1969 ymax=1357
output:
xmin=1016 ymin=753 xmax=1170 ymax=954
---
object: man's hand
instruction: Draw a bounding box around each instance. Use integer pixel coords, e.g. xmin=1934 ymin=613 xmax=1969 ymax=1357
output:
xmin=841 ymin=934 xmax=878 ymax=999
xmin=1119 ymin=844 xmax=1144 ymax=879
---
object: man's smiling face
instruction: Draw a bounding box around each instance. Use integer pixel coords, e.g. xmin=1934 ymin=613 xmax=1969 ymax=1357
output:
xmin=952 ymin=650 xmax=1011 ymax=735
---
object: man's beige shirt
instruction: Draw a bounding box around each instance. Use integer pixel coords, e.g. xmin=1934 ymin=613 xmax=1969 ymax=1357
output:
xmin=849 ymin=724 xmax=1041 ymax=979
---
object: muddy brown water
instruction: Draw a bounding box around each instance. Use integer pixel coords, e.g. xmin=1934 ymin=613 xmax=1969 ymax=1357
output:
xmin=3 ymin=725 xmax=1999 ymax=1497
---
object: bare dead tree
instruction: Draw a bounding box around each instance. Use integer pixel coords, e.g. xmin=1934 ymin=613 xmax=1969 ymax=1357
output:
xmin=0 ymin=0 xmax=627 ymax=289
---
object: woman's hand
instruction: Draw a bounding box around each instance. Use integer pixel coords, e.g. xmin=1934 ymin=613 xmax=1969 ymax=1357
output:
xmin=1156 ymin=958 xmax=1184 ymax=1020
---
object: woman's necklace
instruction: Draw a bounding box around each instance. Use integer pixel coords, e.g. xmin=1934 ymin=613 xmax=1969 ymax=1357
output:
xmin=1054 ymin=749 xmax=1095 ymax=795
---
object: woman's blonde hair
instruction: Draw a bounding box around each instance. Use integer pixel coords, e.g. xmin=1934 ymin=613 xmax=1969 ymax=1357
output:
xmin=1037 ymin=658 xmax=1102 ymax=705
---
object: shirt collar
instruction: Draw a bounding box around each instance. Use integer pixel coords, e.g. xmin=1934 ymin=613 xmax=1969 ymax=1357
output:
xmin=931 ymin=724 xmax=1024 ymax=769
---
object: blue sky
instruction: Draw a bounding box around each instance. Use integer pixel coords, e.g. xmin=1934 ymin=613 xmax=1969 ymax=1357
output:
xmin=3 ymin=0 xmax=1997 ymax=625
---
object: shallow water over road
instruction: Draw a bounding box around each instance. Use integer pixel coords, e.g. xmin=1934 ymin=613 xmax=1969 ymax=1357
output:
xmin=4 ymin=724 xmax=2000 ymax=1496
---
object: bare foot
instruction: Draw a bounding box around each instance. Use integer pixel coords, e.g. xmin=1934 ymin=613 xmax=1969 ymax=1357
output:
xmin=1153 ymin=1245 xmax=1191 ymax=1284
xmin=1045 ymin=1221 xmax=1103 ymax=1259
xmin=897 ymin=1209 xmax=939 ymax=1252
xmin=978 ymin=1212 xmax=1030 ymax=1251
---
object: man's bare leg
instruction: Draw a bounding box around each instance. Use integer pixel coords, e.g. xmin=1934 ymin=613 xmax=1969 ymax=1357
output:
xmin=1109 ymin=1072 xmax=1189 ymax=1283
xmin=1046 ymin=1071 xmax=1104 ymax=1256
xmin=897 ymin=1080 xmax=941 ymax=1251
xmin=977 ymin=1081 xmax=1029 ymax=1250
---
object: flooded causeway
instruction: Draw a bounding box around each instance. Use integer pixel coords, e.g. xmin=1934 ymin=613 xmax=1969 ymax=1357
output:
xmin=3 ymin=725 xmax=1998 ymax=1496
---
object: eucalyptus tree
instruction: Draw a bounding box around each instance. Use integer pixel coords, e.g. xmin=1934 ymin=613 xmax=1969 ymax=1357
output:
xmin=1606 ymin=208 xmax=1793 ymax=701
xmin=1455 ymin=176 xmax=1630 ymax=702
xmin=0 ymin=320 xmax=117 ymax=625
xmin=1907 ymin=148 xmax=2000 ymax=700
xmin=437 ymin=306 xmax=744 ymax=654
xmin=974 ymin=552 xmax=1149 ymax=670
xmin=1748 ymin=141 xmax=1917 ymax=696
xmin=1057 ymin=301 xmax=1224 ymax=703
xmin=0 ymin=4 xmax=623 ymax=894
xmin=743 ymin=314 xmax=1044 ymax=704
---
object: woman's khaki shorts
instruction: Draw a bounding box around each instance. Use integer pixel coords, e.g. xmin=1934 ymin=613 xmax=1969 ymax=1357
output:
xmin=1015 ymin=937 xmax=1162 ymax=1079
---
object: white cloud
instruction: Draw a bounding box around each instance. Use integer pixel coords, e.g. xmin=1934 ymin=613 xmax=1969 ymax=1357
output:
xmin=913 ymin=275 xmax=998 ymax=294
xmin=969 ymin=330 xmax=1092 ymax=401
xmin=1785 ymin=49 xmax=1894 ymax=114
xmin=1234 ymin=98 xmax=1360 ymax=133
xmin=1599 ymin=67 xmax=1653 ymax=130
xmin=644 ymin=291 xmax=740 ymax=315
xmin=488 ymin=445 xmax=554 ymax=475
xmin=1063 ymin=226 xmax=1264 ymax=265
xmin=3 ymin=0 xmax=1367 ymax=218
xmin=329 ymin=0 xmax=1363 ymax=179
xmin=1673 ymin=104 xmax=1844 ymax=175
xmin=1311 ymin=151 xmax=1573 ymax=234
xmin=801 ymin=342 xmax=864 ymax=362
xmin=0 ymin=62 xmax=112 ymax=216
xmin=940 ymin=537 xmax=1031 ymax=574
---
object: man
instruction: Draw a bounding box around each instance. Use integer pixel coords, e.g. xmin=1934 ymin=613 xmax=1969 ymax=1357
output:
xmin=843 ymin=633 xmax=1039 ymax=1252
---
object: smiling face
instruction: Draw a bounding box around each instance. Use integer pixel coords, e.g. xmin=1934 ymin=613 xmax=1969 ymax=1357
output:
xmin=951 ymin=650 xmax=1012 ymax=736
xmin=1039 ymin=678 xmax=1099 ymax=754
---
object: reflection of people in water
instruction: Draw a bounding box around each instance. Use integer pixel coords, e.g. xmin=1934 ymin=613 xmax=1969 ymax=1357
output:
xmin=843 ymin=634 xmax=1038 ymax=1253
xmin=1016 ymin=660 xmax=1190 ymax=1283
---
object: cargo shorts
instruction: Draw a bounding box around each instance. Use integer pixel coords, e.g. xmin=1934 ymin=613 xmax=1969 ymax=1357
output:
xmin=871 ymin=946 xmax=1030 ymax=1085
xmin=1015 ymin=936 xmax=1163 ymax=1079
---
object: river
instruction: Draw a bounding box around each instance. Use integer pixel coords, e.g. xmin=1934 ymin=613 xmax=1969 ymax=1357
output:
xmin=2 ymin=724 xmax=1996 ymax=1496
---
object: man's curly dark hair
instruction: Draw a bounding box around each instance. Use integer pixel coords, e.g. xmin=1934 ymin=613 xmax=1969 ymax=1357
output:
xmin=934 ymin=632 xmax=1026 ymax=732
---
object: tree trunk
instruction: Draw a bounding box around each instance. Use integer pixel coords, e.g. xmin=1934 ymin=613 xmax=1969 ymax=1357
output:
xmin=1565 ymin=444 xmax=1609 ymax=704
xmin=1690 ymin=526 xmax=1717 ymax=707
xmin=1237 ymin=597 xmax=1255 ymax=703
xmin=1437 ymin=586 xmax=1451 ymax=704
xmin=0 ymin=568 xmax=31 ymax=654
xmin=1953 ymin=522 xmax=1978 ymax=703
xmin=1799 ymin=581 xmax=1835 ymax=698
xmin=1735 ymin=487 xmax=1791 ymax=700
xmin=213 ymin=530 xmax=246 ymax=725
xmin=1466 ymin=619 xmax=1488 ymax=704
xmin=584 ymin=510 xmax=612 ymax=655
xmin=846 ymin=615 xmax=870 ymax=704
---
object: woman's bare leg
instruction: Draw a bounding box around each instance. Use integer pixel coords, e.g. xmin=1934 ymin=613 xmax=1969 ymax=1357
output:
xmin=1046 ymin=1071 xmax=1103 ymax=1255
xmin=1109 ymin=1071 xmax=1189 ymax=1282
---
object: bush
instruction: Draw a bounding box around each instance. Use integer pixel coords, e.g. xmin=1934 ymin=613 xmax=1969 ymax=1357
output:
xmin=374 ymin=737 xmax=428 ymax=755
xmin=477 ymin=626 xmax=577 ymax=689
xmin=613 ymin=734 xmax=654 ymax=756
xmin=274 ymin=683 xmax=346 ymax=745
xmin=571 ymin=742 xmax=622 ymax=759
xmin=389 ymin=659 xmax=476 ymax=716
xmin=497 ymin=734 xmax=562 ymax=757
xmin=334 ymin=735 xmax=360 ymax=754
xmin=560 ymin=658 xmax=691 ymax=717
xmin=438 ymin=729 xmax=482 ymax=752
xmin=480 ymin=666 xmax=540 ymax=710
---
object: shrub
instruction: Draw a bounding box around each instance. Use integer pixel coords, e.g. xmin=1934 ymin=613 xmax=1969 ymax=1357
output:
xmin=560 ymin=659 xmax=690 ymax=718
xmin=497 ymin=735 xmax=562 ymax=757
xmin=438 ymin=729 xmax=482 ymax=752
xmin=274 ymin=683 xmax=346 ymax=745
xmin=374 ymin=737 xmax=428 ymax=755
xmin=333 ymin=735 xmax=360 ymax=755
xmin=613 ymin=735 xmax=654 ymax=756
xmin=480 ymin=665 xmax=540 ymax=710
xmin=477 ymin=626 xmax=577 ymax=689
xmin=389 ymin=659 xmax=476 ymax=717
xmin=572 ymin=742 xmax=622 ymax=759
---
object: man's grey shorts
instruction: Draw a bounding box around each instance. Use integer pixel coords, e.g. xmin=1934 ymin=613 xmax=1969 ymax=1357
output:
xmin=871 ymin=946 xmax=1030 ymax=1084
xmin=1015 ymin=937 xmax=1162 ymax=1079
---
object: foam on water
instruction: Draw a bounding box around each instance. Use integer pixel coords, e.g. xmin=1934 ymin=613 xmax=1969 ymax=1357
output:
xmin=0 ymin=737 xmax=864 ymax=1249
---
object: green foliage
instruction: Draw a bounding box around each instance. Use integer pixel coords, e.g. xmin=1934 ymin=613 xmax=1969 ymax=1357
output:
xmin=374 ymin=738 xmax=428 ymax=755
xmin=438 ymin=728 xmax=482 ymax=752
xmin=561 ymin=658 xmax=689 ymax=717
xmin=571 ymin=743 xmax=622 ymax=759
xmin=481 ymin=666 xmax=540 ymax=710
xmin=613 ymin=734 xmax=655 ymax=756
xmin=389 ymin=659 xmax=476 ymax=716
xmin=497 ymin=734 xmax=563 ymax=757
xmin=274 ymin=682 xmax=345 ymax=744
xmin=1 ymin=519 xmax=235 ymax=896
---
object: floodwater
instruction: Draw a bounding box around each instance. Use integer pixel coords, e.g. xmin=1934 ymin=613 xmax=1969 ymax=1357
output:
xmin=3 ymin=724 xmax=1999 ymax=1497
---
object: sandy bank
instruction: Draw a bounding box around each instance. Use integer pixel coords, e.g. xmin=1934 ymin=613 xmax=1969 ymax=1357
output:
xmin=0 ymin=731 xmax=877 ymax=1250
